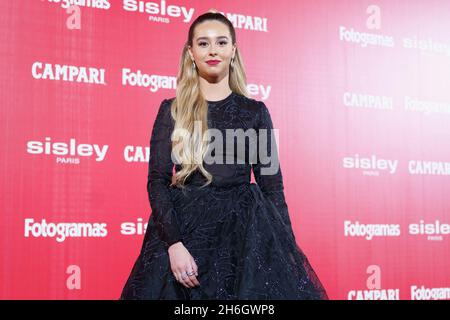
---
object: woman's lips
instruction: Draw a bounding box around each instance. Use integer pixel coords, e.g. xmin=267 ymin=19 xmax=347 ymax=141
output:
xmin=206 ymin=60 xmax=220 ymax=66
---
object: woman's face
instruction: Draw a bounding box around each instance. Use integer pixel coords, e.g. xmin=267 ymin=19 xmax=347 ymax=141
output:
xmin=188 ymin=20 xmax=236 ymax=81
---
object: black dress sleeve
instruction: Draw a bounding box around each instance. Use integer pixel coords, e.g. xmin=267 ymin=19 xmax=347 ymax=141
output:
xmin=252 ymin=101 xmax=295 ymax=237
xmin=147 ymin=99 xmax=182 ymax=247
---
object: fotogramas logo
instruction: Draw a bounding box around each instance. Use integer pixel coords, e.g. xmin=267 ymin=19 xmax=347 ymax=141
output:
xmin=348 ymin=265 xmax=400 ymax=300
xmin=122 ymin=0 xmax=195 ymax=23
xmin=344 ymin=220 xmax=401 ymax=240
xmin=342 ymin=154 xmax=399 ymax=176
xmin=44 ymin=0 xmax=111 ymax=10
xmin=24 ymin=218 xmax=108 ymax=243
xmin=122 ymin=68 xmax=177 ymax=92
xmin=339 ymin=5 xmax=394 ymax=48
xmin=409 ymin=219 xmax=450 ymax=241
xmin=411 ymin=285 xmax=450 ymax=300
xmin=404 ymin=97 xmax=450 ymax=116
xmin=32 ymin=61 xmax=106 ymax=85
xmin=26 ymin=137 xmax=109 ymax=164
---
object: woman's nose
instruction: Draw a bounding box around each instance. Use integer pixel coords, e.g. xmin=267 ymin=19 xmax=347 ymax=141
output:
xmin=208 ymin=45 xmax=219 ymax=55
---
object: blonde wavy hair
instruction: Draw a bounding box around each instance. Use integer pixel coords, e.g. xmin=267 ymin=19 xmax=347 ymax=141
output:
xmin=170 ymin=11 xmax=249 ymax=189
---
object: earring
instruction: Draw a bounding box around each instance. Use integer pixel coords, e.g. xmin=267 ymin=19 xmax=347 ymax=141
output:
xmin=192 ymin=60 xmax=196 ymax=70
xmin=230 ymin=58 xmax=235 ymax=68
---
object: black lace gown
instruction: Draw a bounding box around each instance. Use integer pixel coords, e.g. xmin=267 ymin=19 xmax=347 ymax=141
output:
xmin=120 ymin=92 xmax=329 ymax=300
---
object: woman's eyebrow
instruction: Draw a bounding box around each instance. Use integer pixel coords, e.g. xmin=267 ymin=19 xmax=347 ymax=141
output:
xmin=196 ymin=36 xmax=229 ymax=41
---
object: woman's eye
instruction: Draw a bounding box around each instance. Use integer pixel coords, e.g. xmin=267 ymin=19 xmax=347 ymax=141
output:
xmin=198 ymin=41 xmax=228 ymax=47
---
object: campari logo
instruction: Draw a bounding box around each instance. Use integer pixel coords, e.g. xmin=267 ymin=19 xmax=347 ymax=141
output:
xmin=32 ymin=62 xmax=106 ymax=85
xmin=347 ymin=265 xmax=400 ymax=300
xmin=124 ymin=145 xmax=150 ymax=163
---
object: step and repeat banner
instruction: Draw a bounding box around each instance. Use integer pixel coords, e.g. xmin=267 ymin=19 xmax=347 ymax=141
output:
xmin=1 ymin=0 xmax=449 ymax=300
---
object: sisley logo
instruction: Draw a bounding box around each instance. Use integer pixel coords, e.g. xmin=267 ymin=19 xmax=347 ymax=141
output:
xmin=409 ymin=220 xmax=450 ymax=241
xmin=403 ymin=36 xmax=450 ymax=57
xmin=347 ymin=265 xmax=400 ymax=300
xmin=342 ymin=154 xmax=398 ymax=176
xmin=27 ymin=137 xmax=109 ymax=162
xmin=121 ymin=218 xmax=148 ymax=235
xmin=122 ymin=0 xmax=195 ymax=23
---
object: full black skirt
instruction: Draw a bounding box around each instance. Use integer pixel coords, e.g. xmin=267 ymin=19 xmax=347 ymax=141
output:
xmin=120 ymin=183 xmax=328 ymax=300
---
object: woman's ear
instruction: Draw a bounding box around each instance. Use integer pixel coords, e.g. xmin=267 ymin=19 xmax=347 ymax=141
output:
xmin=187 ymin=45 xmax=194 ymax=61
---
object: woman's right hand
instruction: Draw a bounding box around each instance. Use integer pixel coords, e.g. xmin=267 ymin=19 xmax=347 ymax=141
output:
xmin=168 ymin=241 xmax=200 ymax=288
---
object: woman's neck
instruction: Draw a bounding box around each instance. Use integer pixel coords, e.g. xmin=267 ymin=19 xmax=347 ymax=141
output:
xmin=199 ymin=74 xmax=232 ymax=101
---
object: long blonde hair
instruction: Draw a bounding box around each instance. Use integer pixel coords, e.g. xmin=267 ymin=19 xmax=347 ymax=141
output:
xmin=170 ymin=12 xmax=249 ymax=189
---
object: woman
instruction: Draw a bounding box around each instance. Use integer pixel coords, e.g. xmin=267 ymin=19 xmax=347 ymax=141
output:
xmin=120 ymin=10 xmax=328 ymax=300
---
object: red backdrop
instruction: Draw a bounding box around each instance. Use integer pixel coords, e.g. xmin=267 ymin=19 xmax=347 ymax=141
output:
xmin=1 ymin=0 xmax=449 ymax=300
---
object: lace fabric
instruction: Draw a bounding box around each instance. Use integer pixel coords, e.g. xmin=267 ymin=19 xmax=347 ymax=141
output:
xmin=120 ymin=92 xmax=329 ymax=299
